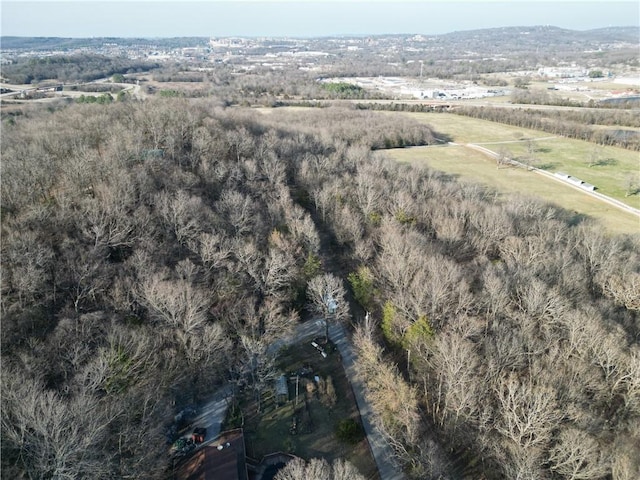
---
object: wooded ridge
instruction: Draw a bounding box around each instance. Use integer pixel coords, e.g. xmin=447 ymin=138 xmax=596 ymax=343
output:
xmin=1 ymin=99 xmax=639 ymax=479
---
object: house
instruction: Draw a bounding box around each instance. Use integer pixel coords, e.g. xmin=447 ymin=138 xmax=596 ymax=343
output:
xmin=174 ymin=428 xmax=299 ymax=480
xmin=174 ymin=429 xmax=248 ymax=480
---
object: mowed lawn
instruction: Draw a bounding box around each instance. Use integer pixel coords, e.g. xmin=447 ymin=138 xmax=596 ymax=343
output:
xmin=403 ymin=111 xmax=552 ymax=143
xmin=391 ymin=112 xmax=640 ymax=235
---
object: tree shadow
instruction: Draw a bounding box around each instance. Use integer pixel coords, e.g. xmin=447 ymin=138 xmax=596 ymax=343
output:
xmin=567 ymin=212 xmax=590 ymax=227
xmin=625 ymin=187 xmax=640 ymax=197
xmin=431 ymin=131 xmax=454 ymax=144
xmin=554 ymin=209 xmax=590 ymax=227
xmin=536 ymin=162 xmax=559 ymax=170
xmin=536 ymin=147 xmax=552 ymax=154
xmin=592 ymin=158 xmax=618 ymax=167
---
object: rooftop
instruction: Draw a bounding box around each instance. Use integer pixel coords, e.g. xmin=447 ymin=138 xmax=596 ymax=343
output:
xmin=174 ymin=429 xmax=248 ymax=480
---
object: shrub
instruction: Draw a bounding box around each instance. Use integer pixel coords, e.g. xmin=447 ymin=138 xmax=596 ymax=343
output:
xmin=335 ymin=418 xmax=364 ymax=444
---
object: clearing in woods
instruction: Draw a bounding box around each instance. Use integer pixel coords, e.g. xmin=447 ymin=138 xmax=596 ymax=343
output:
xmin=223 ymin=341 xmax=379 ymax=479
xmin=387 ymin=112 xmax=639 ymax=235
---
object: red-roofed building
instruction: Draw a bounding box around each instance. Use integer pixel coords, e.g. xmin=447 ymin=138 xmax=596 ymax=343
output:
xmin=174 ymin=429 xmax=248 ymax=480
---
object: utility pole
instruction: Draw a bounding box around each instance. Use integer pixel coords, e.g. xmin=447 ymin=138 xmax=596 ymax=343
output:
xmin=295 ymin=375 xmax=299 ymax=407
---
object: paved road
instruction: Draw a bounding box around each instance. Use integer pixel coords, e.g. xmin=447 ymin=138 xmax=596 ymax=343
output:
xmin=329 ymin=322 xmax=407 ymax=480
xmin=267 ymin=318 xmax=326 ymax=355
xmin=189 ymin=385 xmax=233 ymax=443
xmin=190 ymin=317 xmax=405 ymax=479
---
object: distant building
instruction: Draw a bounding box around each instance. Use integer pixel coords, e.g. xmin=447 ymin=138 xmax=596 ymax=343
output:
xmin=538 ymin=66 xmax=588 ymax=78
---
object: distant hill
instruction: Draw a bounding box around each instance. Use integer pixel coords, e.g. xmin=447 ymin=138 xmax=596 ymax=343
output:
xmin=432 ymin=25 xmax=639 ymax=54
xmin=0 ymin=36 xmax=208 ymax=51
xmin=1 ymin=26 xmax=637 ymax=52
xmin=442 ymin=25 xmax=639 ymax=42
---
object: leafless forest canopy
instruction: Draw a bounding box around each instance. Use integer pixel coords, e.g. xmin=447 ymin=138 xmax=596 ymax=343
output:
xmin=0 ymin=27 xmax=640 ymax=480
xmin=1 ymin=89 xmax=639 ymax=479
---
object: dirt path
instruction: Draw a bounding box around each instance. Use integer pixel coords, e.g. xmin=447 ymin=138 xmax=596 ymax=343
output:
xmin=465 ymin=143 xmax=640 ymax=218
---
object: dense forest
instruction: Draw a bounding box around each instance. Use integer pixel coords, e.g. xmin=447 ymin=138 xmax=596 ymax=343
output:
xmin=1 ymin=97 xmax=639 ymax=480
xmin=1 ymin=54 xmax=160 ymax=84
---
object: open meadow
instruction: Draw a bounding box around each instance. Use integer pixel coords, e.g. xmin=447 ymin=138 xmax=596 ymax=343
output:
xmin=391 ymin=112 xmax=640 ymax=235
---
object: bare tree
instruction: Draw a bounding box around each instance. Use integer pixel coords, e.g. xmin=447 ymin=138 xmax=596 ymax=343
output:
xmin=601 ymin=268 xmax=640 ymax=311
xmin=494 ymin=374 xmax=560 ymax=449
xmin=354 ymin=165 xmax=384 ymax=216
xmin=218 ymin=189 xmax=258 ymax=237
xmin=238 ymin=335 xmax=277 ymax=413
xmin=549 ymin=428 xmax=610 ymax=480
xmin=275 ymin=457 xmax=365 ymax=480
xmin=139 ymin=274 xmax=209 ymax=336
xmin=624 ymin=173 xmax=640 ymax=197
xmin=586 ymin=144 xmax=606 ymax=168
xmin=306 ymin=273 xmax=349 ymax=342
xmin=2 ymin=230 xmax=54 ymax=309
xmin=156 ymin=189 xmax=203 ymax=244
xmin=431 ymin=330 xmax=482 ymax=429
xmin=1 ymin=371 xmax=117 ymax=479
xmin=353 ymin=320 xmax=421 ymax=465
xmin=194 ymin=231 xmax=234 ymax=274
xmin=496 ymin=146 xmax=513 ymax=169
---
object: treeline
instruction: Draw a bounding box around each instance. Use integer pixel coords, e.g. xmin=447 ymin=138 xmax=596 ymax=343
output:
xmin=1 ymin=54 xmax=159 ymax=84
xmin=353 ymin=101 xmax=453 ymax=113
xmin=0 ymin=100 xmax=435 ymax=479
xmin=512 ymin=88 xmax=640 ymax=110
xmin=152 ymin=72 xmax=206 ymax=83
xmin=0 ymin=36 xmax=207 ymax=51
xmin=455 ymin=105 xmax=640 ymax=150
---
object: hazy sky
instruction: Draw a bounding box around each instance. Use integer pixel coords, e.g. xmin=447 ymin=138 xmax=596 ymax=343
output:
xmin=1 ymin=1 xmax=639 ymax=38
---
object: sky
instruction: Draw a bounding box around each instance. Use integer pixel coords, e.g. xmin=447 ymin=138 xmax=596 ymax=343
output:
xmin=1 ymin=1 xmax=639 ymax=38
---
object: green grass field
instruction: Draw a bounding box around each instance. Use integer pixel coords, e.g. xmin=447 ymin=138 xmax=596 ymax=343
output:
xmin=405 ymin=111 xmax=554 ymax=143
xmin=482 ymin=138 xmax=640 ymax=207
xmin=389 ymin=113 xmax=640 ymax=235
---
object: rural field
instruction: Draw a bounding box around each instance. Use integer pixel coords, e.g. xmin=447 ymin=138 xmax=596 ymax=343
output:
xmin=389 ymin=112 xmax=640 ymax=235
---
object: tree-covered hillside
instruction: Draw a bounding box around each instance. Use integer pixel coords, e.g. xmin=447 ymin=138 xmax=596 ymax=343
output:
xmin=1 ymin=98 xmax=639 ymax=479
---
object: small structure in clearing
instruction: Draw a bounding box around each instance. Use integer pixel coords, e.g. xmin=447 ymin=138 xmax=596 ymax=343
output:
xmin=275 ymin=375 xmax=289 ymax=404
xmin=554 ymin=172 xmax=596 ymax=192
